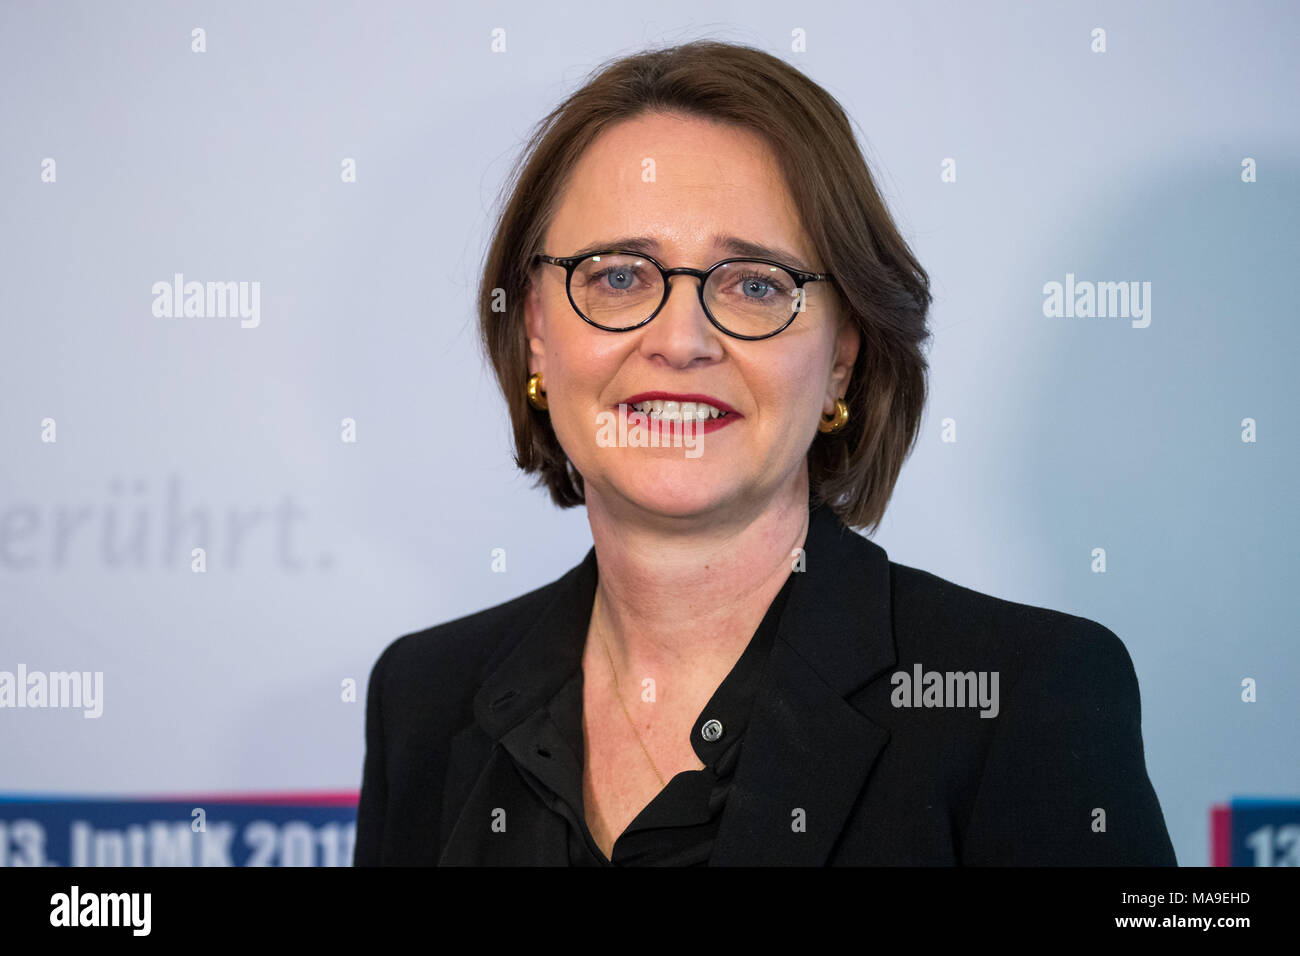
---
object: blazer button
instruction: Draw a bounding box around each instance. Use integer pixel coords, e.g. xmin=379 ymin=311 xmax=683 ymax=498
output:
xmin=701 ymin=718 xmax=723 ymax=742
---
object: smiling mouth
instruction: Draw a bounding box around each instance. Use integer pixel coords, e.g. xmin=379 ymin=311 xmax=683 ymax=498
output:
xmin=626 ymin=399 xmax=731 ymax=422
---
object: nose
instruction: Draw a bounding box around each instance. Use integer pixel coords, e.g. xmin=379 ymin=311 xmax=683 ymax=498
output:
xmin=636 ymin=272 xmax=724 ymax=368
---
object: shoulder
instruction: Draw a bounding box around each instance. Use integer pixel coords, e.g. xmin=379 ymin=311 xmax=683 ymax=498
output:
xmin=366 ymin=565 xmax=578 ymax=713
xmin=878 ymin=560 xmax=1173 ymax=863
xmin=885 ymin=558 xmax=1139 ymax=694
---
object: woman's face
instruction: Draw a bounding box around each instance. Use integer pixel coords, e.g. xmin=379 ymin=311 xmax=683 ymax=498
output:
xmin=525 ymin=110 xmax=859 ymax=522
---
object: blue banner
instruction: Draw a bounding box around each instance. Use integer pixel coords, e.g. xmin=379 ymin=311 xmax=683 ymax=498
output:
xmin=0 ymin=795 xmax=357 ymax=867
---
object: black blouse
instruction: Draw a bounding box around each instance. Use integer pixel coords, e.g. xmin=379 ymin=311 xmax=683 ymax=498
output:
xmin=503 ymin=559 xmax=796 ymax=865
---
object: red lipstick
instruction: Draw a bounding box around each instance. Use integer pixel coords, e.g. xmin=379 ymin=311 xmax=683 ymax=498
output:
xmin=615 ymin=392 xmax=741 ymax=436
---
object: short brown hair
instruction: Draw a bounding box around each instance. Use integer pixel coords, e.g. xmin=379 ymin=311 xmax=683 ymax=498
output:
xmin=478 ymin=40 xmax=931 ymax=532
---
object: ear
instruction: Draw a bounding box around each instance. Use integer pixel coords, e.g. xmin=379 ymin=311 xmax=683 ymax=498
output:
xmin=825 ymin=313 xmax=861 ymax=415
xmin=523 ymin=278 xmax=547 ymax=379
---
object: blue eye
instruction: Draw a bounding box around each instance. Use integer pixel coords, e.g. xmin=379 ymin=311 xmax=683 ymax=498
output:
xmin=605 ymin=268 xmax=634 ymax=291
xmin=586 ymin=266 xmax=643 ymax=293
xmin=733 ymin=271 xmax=790 ymax=299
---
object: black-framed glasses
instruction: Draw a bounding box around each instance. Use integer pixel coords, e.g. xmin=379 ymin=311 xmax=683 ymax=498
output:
xmin=533 ymin=250 xmax=834 ymax=341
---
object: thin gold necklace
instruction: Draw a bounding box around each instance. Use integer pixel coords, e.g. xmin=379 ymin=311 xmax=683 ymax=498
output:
xmin=590 ymin=598 xmax=667 ymax=788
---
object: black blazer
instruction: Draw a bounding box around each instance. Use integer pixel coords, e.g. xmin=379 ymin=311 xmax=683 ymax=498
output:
xmin=354 ymin=505 xmax=1176 ymax=865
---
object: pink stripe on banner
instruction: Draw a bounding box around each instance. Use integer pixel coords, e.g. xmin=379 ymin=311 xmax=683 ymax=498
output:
xmin=121 ymin=791 xmax=359 ymax=807
xmin=1209 ymin=804 xmax=1231 ymax=866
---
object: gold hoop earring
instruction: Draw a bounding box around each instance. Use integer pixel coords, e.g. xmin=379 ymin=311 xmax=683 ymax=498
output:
xmin=526 ymin=373 xmax=548 ymax=411
xmin=818 ymin=397 xmax=849 ymax=433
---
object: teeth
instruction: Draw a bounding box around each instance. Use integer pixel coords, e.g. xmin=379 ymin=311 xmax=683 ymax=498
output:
xmin=629 ymin=399 xmax=727 ymax=421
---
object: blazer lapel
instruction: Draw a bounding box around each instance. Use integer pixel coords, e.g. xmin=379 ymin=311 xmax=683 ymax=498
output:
xmin=437 ymin=721 xmax=572 ymax=865
xmin=711 ymin=506 xmax=897 ymax=865
xmin=438 ymin=554 xmax=596 ymax=865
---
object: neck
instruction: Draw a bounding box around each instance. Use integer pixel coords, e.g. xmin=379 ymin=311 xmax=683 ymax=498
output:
xmin=584 ymin=472 xmax=811 ymax=692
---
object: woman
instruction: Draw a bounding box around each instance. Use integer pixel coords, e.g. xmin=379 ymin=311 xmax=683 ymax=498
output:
xmin=354 ymin=41 xmax=1176 ymax=866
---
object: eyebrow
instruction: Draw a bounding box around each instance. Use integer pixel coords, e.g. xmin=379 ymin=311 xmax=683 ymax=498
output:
xmin=567 ymin=235 xmax=815 ymax=272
